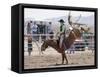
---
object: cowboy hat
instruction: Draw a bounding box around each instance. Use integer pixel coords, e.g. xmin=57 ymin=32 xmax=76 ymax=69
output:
xmin=58 ymin=19 xmax=65 ymax=23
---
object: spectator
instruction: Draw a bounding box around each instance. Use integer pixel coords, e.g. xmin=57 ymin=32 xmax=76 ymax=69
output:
xmin=47 ymin=22 xmax=52 ymax=34
xmin=32 ymin=21 xmax=38 ymax=40
xmin=27 ymin=22 xmax=31 ymax=34
xmin=27 ymin=21 xmax=33 ymax=34
xmin=28 ymin=36 xmax=32 ymax=56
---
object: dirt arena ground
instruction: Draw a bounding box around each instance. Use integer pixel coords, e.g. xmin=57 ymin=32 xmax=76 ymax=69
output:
xmin=24 ymin=47 xmax=94 ymax=69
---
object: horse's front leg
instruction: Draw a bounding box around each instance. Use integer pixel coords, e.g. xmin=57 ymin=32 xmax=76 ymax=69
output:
xmin=61 ymin=53 xmax=64 ymax=64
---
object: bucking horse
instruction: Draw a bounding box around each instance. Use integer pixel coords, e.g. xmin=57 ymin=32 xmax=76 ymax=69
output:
xmin=41 ymin=12 xmax=89 ymax=64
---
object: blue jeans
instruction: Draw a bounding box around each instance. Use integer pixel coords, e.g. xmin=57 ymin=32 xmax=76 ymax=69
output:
xmin=59 ymin=34 xmax=64 ymax=48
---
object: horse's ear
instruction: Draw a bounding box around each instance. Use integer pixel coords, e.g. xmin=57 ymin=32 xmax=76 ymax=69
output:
xmin=80 ymin=27 xmax=84 ymax=32
xmin=80 ymin=27 xmax=89 ymax=33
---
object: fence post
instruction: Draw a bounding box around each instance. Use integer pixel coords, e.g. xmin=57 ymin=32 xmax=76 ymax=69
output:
xmin=39 ymin=34 xmax=42 ymax=43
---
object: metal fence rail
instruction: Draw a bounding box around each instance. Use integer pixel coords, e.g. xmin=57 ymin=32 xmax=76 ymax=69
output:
xmin=24 ymin=33 xmax=94 ymax=51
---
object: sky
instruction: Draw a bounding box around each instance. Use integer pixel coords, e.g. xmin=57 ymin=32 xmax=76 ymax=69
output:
xmin=24 ymin=8 xmax=94 ymax=21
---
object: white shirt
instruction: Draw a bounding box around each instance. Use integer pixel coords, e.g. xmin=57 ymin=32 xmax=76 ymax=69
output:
xmin=32 ymin=24 xmax=38 ymax=32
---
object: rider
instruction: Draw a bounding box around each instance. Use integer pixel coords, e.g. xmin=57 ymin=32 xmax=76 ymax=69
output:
xmin=58 ymin=19 xmax=66 ymax=49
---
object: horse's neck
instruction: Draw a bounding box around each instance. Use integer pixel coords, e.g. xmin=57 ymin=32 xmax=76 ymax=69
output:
xmin=67 ymin=33 xmax=76 ymax=41
xmin=65 ymin=29 xmax=81 ymax=47
xmin=64 ymin=33 xmax=76 ymax=48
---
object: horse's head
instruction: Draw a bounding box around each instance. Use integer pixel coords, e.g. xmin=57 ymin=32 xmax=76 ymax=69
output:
xmin=68 ymin=11 xmax=90 ymax=39
xmin=80 ymin=26 xmax=90 ymax=33
xmin=41 ymin=40 xmax=48 ymax=52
